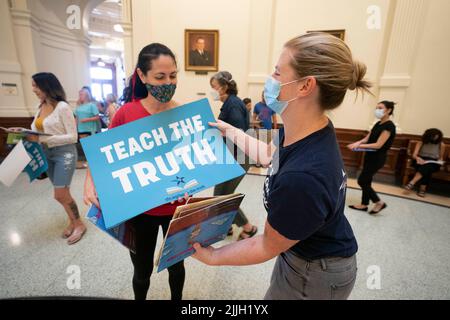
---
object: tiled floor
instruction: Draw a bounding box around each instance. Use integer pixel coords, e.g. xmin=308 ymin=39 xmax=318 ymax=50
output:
xmin=1 ymin=170 xmax=449 ymax=300
xmin=248 ymin=166 xmax=450 ymax=208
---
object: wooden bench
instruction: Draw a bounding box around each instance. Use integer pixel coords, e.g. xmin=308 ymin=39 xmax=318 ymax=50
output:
xmin=402 ymin=140 xmax=450 ymax=186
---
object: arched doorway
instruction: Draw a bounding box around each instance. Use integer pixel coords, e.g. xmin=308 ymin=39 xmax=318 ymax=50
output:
xmin=87 ymin=0 xmax=126 ymax=103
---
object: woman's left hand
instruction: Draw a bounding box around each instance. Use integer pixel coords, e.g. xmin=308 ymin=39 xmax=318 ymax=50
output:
xmin=171 ymin=192 xmax=190 ymax=205
xmin=192 ymin=243 xmax=216 ymax=265
xmin=25 ymin=134 xmax=39 ymax=142
xmin=209 ymin=120 xmax=234 ymax=137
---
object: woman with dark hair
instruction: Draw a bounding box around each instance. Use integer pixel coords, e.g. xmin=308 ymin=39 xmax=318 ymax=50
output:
xmin=210 ymin=71 xmax=258 ymax=240
xmin=83 ymin=43 xmax=186 ymax=300
xmin=404 ymin=128 xmax=445 ymax=197
xmin=348 ymin=101 xmax=397 ymax=214
xmin=29 ymin=72 xmax=86 ymax=245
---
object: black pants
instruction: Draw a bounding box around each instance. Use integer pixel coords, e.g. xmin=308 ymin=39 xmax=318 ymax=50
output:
xmin=413 ymin=160 xmax=441 ymax=187
xmin=358 ymin=154 xmax=386 ymax=206
xmin=76 ymin=132 xmax=91 ymax=161
xmin=213 ymin=162 xmax=250 ymax=227
xmin=129 ymin=214 xmax=185 ymax=300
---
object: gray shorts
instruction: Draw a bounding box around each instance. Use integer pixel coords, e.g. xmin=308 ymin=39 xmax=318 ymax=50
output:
xmin=43 ymin=144 xmax=77 ymax=188
xmin=264 ymin=250 xmax=357 ymax=300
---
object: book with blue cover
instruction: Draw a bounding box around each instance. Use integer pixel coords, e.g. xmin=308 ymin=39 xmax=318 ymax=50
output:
xmin=156 ymin=193 xmax=245 ymax=273
xmin=85 ymin=205 xmax=136 ymax=253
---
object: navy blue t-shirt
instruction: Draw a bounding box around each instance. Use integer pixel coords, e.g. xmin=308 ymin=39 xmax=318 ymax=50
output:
xmin=219 ymin=95 xmax=249 ymax=132
xmin=254 ymin=102 xmax=275 ymax=130
xmin=263 ymin=121 xmax=358 ymax=260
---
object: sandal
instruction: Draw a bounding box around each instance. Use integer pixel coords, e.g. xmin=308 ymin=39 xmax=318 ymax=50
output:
xmin=62 ymin=224 xmax=74 ymax=239
xmin=67 ymin=226 xmax=86 ymax=245
xmin=238 ymin=226 xmax=258 ymax=241
xmin=417 ymin=190 xmax=426 ymax=198
xmin=404 ymin=183 xmax=414 ymax=192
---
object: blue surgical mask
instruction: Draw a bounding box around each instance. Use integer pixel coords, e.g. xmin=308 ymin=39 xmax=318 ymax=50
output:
xmin=375 ymin=109 xmax=385 ymax=119
xmin=263 ymin=77 xmax=303 ymax=115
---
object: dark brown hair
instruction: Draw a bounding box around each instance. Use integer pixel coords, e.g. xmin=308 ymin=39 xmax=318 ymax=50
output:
xmin=32 ymin=72 xmax=67 ymax=107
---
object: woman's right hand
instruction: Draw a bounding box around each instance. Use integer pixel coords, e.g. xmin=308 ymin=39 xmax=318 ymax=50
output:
xmin=84 ymin=169 xmax=100 ymax=208
xmin=208 ymin=120 xmax=235 ymax=137
xmin=347 ymin=142 xmax=361 ymax=150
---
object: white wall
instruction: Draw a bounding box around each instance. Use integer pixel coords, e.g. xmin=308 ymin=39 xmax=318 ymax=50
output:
xmin=271 ymin=0 xmax=391 ymax=130
xmin=1 ymin=0 xmax=449 ymax=136
xmin=127 ymin=0 xmax=394 ymax=124
xmin=400 ymin=0 xmax=450 ymax=136
xmin=131 ymin=0 xmax=252 ymax=118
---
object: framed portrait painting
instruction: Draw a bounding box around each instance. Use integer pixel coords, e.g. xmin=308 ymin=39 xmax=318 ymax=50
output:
xmin=306 ymin=29 xmax=346 ymax=41
xmin=185 ymin=29 xmax=219 ymax=72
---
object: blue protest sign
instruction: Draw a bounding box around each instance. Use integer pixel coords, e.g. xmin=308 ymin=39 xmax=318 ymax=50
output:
xmin=81 ymin=99 xmax=245 ymax=228
xmin=22 ymin=141 xmax=48 ymax=182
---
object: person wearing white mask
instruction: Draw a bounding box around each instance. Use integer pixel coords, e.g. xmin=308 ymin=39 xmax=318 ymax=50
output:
xmin=210 ymin=71 xmax=258 ymax=240
xmin=348 ymin=101 xmax=396 ymax=214
xmin=193 ymin=33 xmax=368 ymax=300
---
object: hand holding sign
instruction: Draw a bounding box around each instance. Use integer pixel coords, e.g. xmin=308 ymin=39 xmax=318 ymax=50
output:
xmin=208 ymin=120 xmax=234 ymax=137
xmin=83 ymin=168 xmax=100 ymax=208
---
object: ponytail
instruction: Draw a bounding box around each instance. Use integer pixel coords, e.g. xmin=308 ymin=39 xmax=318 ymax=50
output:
xmin=121 ymin=69 xmax=148 ymax=104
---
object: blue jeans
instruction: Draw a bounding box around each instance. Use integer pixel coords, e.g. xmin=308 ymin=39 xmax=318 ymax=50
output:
xmin=43 ymin=144 xmax=77 ymax=188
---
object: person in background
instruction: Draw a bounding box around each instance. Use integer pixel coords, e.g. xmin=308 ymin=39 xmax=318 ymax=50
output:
xmin=243 ymin=98 xmax=252 ymax=115
xmin=193 ymin=32 xmax=364 ymax=300
xmin=83 ymin=43 xmax=186 ymax=301
xmin=404 ymin=128 xmax=445 ymax=197
xmin=253 ymin=91 xmax=278 ymax=151
xmin=29 ymin=72 xmax=86 ymax=245
xmin=74 ymin=87 xmax=100 ymax=168
xmin=348 ymin=101 xmax=396 ymax=214
xmin=253 ymin=91 xmax=277 ymax=131
xmin=105 ymin=93 xmax=120 ymax=126
xmin=210 ymin=71 xmax=258 ymax=240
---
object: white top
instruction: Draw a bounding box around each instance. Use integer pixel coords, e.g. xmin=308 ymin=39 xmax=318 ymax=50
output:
xmin=31 ymin=101 xmax=78 ymax=148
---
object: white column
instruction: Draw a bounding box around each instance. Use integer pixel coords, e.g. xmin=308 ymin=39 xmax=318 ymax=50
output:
xmin=122 ymin=0 xmax=134 ymax=77
xmin=131 ymin=0 xmax=152 ymax=60
xmin=378 ymin=0 xmax=430 ymax=132
xmin=246 ymin=0 xmax=277 ymax=121
xmin=0 ymin=0 xmax=27 ymax=117
xmin=9 ymin=1 xmax=40 ymax=114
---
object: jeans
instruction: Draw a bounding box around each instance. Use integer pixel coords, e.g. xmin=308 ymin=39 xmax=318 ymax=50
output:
xmin=264 ymin=250 xmax=357 ymax=300
xmin=42 ymin=144 xmax=77 ymax=188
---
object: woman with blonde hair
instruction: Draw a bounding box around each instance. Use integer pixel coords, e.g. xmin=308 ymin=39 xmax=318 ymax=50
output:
xmin=193 ymin=33 xmax=371 ymax=300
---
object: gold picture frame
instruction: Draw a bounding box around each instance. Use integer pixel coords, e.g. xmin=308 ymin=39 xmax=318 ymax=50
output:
xmin=307 ymin=29 xmax=346 ymax=41
xmin=185 ymin=29 xmax=219 ymax=73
